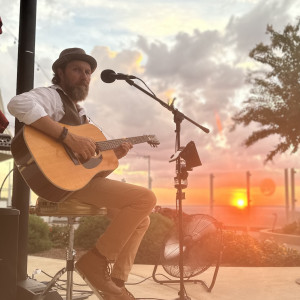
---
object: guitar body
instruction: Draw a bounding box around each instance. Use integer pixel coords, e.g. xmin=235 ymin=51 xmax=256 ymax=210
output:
xmin=11 ymin=123 xmax=119 ymax=202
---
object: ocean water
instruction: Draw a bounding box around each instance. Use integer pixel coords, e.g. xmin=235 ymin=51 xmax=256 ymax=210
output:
xmin=159 ymin=205 xmax=300 ymax=229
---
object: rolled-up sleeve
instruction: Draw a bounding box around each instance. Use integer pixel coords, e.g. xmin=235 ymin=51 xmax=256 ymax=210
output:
xmin=7 ymin=87 xmax=64 ymax=124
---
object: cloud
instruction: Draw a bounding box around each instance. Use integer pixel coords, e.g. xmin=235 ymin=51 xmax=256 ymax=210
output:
xmin=225 ymin=0 xmax=298 ymax=56
xmin=1 ymin=0 xmax=300 ymax=191
xmin=70 ymin=0 xmax=300 ymax=181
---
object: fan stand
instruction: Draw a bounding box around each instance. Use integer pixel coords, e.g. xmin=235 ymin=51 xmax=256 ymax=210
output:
xmin=123 ymin=78 xmax=210 ymax=300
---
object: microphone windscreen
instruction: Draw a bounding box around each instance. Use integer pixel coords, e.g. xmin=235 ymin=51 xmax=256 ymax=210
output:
xmin=101 ymin=69 xmax=116 ymax=83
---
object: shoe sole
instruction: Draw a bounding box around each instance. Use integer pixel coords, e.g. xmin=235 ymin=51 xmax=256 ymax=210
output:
xmin=75 ymin=265 xmax=105 ymax=299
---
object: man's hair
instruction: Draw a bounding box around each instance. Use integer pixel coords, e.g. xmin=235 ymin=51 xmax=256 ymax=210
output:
xmin=51 ymin=73 xmax=60 ymax=84
xmin=51 ymin=63 xmax=67 ymax=84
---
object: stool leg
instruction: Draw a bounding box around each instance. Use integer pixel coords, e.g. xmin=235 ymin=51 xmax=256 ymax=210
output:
xmin=66 ymin=217 xmax=76 ymax=300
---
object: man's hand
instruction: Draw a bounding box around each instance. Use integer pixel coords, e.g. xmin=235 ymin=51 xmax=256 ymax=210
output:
xmin=114 ymin=142 xmax=133 ymax=159
xmin=64 ymin=131 xmax=97 ymax=161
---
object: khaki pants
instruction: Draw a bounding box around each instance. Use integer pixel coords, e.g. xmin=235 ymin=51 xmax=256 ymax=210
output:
xmin=70 ymin=177 xmax=157 ymax=281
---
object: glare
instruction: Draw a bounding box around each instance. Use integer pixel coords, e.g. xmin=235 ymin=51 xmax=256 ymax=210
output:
xmin=231 ymin=190 xmax=248 ymax=209
xmin=236 ymin=198 xmax=247 ymax=209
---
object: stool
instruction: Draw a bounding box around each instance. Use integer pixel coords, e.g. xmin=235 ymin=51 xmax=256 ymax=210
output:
xmin=34 ymin=197 xmax=107 ymax=300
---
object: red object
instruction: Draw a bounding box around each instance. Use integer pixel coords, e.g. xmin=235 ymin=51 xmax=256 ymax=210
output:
xmin=0 ymin=17 xmax=2 ymax=35
xmin=0 ymin=110 xmax=9 ymax=133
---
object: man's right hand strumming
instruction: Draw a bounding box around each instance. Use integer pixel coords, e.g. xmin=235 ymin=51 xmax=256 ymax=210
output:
xmin=63 ymin=131 xmax=96 ymax=161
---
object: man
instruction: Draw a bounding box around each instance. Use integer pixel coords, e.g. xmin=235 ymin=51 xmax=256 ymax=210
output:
xmin=8 ymin=48 xmax=157 ymax=300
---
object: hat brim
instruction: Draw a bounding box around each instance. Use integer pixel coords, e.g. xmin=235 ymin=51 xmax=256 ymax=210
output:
xmin=52 ymin=53 xmax=97 ymax=73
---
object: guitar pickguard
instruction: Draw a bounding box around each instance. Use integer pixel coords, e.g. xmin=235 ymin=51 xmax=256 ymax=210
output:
xmin=81 ymin=155 xmax=103 ymax=169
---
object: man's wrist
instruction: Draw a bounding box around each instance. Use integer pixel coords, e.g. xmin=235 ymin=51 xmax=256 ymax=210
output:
xmin=57 ymin=127 xmax=68 ymax=142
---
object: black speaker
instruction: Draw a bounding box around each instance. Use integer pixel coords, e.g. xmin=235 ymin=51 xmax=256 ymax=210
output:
xmin=180 ymin=141 xmax=202 ymax=170
xmin=0 ymin=208 xmax=20 ymax=300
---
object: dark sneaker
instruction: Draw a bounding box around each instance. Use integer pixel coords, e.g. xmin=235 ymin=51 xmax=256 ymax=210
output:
xmin=75 ymin=248 xmax=122 ymax=296
xmin=103 ymin=287 xmax=136 ymax=300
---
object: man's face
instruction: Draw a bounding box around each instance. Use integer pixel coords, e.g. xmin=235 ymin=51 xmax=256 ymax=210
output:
xmin=58 ymin=60 xmax=92 ymax=102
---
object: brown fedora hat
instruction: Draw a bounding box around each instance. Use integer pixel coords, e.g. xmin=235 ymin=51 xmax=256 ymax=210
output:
xmin=52 ymin=48 xmax=97 ymax=73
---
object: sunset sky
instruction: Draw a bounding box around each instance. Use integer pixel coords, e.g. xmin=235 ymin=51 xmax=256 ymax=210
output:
xmin=1 ymin=0 xmax=300 ymax=209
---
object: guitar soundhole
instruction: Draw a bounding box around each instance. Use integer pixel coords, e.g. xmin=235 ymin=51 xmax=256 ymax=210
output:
xmin=80 ymin=154 xmax=103 ymax=169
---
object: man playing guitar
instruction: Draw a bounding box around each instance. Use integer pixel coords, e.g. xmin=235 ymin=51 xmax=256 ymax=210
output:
xmin=8 ymin=48 xmax=157 ymax=300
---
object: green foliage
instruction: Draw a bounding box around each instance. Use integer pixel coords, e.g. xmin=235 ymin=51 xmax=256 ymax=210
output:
xmin=28 ymin=213 xmax=300 ymax=267
xmin=281 ymin=220 xmax=300 ymax=235
xmin=74 ymin=215 xmax=111 ymax=249
xmin=49 ymin=224 xmax=69 ymax=248
xmin=28 ymin=215 xmax=52 ymax=253
xmin=222 ymin=231 xmax=300 ymax=266
xmin=134 ymin=213 xmax=174 ymax=264
xmin=232 ymin=20 xmax=300 ymax=162
xmin=73 ymin=212 xmax=173 ymax=264
xmin=261 ymin=239 xmax=300 ymax=266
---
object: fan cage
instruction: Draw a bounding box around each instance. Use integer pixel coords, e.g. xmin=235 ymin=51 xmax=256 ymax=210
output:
xmin=160 ymin=214 xmax=223 ymax=279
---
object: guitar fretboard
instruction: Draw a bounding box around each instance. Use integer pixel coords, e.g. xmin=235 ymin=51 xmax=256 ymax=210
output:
xmin=96 ymin=136 xmax=152 ymax=151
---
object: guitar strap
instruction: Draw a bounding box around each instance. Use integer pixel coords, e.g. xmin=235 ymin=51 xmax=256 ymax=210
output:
xmin=56 ymin=89 xmax=87 ymax=125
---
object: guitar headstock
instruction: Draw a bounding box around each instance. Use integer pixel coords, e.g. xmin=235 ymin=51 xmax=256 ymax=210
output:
xmin=146 ymin=135 xmax=160 ymax=147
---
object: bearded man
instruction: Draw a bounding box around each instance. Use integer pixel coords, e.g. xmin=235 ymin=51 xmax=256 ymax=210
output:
xmin=8 ymin=48 xmax=157 ymax=300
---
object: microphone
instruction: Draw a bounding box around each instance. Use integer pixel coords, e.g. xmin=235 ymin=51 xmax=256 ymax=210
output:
xmin=101 ymin=69 xmax=136 ymax=83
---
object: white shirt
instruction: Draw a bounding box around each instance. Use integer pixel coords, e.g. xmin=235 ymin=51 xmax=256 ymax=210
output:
xmin=7 ymin=85 xmax=86 ymax=125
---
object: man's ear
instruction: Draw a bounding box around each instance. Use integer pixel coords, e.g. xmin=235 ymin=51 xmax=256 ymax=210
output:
xmin=56 ymin=67 xmax=65 ymax=83
xmin=57 ymin=68 xmax=63 ymax=78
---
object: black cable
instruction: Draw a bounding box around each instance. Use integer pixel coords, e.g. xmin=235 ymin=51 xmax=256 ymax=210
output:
xmin=41 ymin=270 xmax=92 ymax=288
xmin=126 ymin=272 xmax=174 ymax=286
xmin=54 ymin=282 xmax=93 ymax=295
xmin=136 ymin=77 xmax=157 ymax=98
xmin=38 ymin=269 xmax=170 ymax=300
xmin=41 ymin=270 xmax=88 ymax=287
xmin=126 ymin=275 xmax=153 ymax=285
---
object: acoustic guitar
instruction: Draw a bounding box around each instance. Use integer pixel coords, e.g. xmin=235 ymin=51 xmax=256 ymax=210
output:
xmin=11 ymin=123 xmax=159 ymax=202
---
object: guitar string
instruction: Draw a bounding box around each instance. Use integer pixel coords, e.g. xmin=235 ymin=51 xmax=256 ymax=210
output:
xmin=96 ymin=136 xmax=151 ymax=151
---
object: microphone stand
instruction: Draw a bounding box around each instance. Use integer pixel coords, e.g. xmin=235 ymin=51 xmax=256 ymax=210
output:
xmin=124 ymin=78 xmax=209 ymax=300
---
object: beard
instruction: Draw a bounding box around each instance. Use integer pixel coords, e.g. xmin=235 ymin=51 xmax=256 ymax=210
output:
xmin=64 ymin=81 xmax=89 ymax=102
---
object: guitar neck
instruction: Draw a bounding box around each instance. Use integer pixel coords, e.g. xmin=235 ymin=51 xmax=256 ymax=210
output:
xmin=96 ymin=136 xmax=150 ymax=151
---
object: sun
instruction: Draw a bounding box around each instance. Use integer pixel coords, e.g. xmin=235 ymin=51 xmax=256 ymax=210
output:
xmin=236 ymin=198 xmax=247 ymax=209
xmin=231 ymin=190 xmax=248 ymax=209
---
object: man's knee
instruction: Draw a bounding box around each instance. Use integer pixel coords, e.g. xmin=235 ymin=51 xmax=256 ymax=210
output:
xmin=138 ymin=215 xmax=151 ymax=230
xmin=144 ymin=189 xmax=157 ymax=211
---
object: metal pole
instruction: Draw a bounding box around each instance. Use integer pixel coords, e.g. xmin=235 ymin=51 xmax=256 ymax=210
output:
xmin=246 ymin=171 xmax=251 ymax=232
xmin=144 ymin=155 xmax=152 ymax=190
xmin=290 ymin=168 xmax=296 ymax=221
xmin=12 ymin=0 xmax=37 ymax=281
xmin=210 ymin=173 xmax=214 ymax=216
xmin=284 ymin=169 xmax=290 ymax=223
xmin=8 ymin=161 xmax=12 ymax=206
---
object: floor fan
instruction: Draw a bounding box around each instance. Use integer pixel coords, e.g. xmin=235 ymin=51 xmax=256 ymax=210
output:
xmin=152 ymin=213 xmax=223 ymax=294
